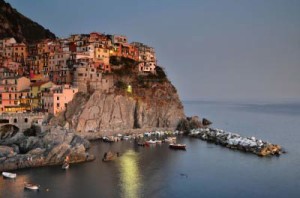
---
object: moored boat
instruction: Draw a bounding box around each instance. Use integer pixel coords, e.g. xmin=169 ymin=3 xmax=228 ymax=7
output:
xmin=164 ymin=137 xmax=176 ymax=143
xmin=169 ymin=143 xmax=186 ymax=150
xmin=137 ymin=141 xmax=145 ymax=146
xmin=146 ymin=140 xmax=157 ymax=144
xmin=156 ymin=140 xmax=162 ymax=144
xmin=62 ymin=162 xmax=69 ymax=170
xmin=122 ymin=135 xmax=131 ymax=140
xmin=2 ymin=172 xmax=17 ymax=179
xmin=103 ymin=136 xmax=114 ymax=143
xmin=24 ymin=183 xmax=39 ymax=190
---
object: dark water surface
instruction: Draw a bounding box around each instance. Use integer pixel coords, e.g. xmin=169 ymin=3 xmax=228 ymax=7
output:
xmin=1 ymin=101 xmax=300 ymax=198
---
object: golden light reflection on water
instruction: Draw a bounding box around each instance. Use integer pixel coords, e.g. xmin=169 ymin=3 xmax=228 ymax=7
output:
xmin=0 ymin=173 xmax=29 ymax=196
xmin=119 ymin=150 xmax=142 ymax=198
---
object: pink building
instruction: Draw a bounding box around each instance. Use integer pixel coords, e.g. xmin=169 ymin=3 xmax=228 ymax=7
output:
xmin=42 ymin=84 xmax=78 ymax=115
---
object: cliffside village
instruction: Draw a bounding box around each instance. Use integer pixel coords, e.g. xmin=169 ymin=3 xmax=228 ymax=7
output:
xmin=0 ymin=32 xmax=157 ymax=115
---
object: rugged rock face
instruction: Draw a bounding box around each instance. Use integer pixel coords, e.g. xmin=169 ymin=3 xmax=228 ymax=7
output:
xmin=0 ymin=0 xmax=56 ymax=43
xmin=0 ymin=126 xmax=93 ymax=171
xmin=62 ymin=81 xmax=185 ymax=134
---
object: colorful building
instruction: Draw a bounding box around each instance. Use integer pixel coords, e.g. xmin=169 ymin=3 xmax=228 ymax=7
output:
xmin=42 ymin=84 xmax=78 ymax=115
xmin=131 ymin=42 xmax=157 ymax=73
xmin=0 ymin=76 xmax=31 ymax=112
xmin=30 ymin=81 xmax=55 ymax=110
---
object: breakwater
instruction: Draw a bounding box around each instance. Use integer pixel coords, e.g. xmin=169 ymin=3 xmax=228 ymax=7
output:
xmin=189 ymin=128 xmax=282 ymax=156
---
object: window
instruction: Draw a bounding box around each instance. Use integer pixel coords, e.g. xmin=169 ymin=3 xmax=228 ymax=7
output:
xmin=24 ymin=118 xmax=28 ymax=123
xmin=57 ymin=96 xmax=59 ymax=100
xmin=14 ymin=118 xmax=17 ymax=123
xmin=57 ymin=103 xmax=60 ymax=107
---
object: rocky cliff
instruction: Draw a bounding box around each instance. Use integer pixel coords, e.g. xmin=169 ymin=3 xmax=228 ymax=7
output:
xmin=56 ymin=60 xmax=186 ymax=135
xmin=0 ymin=0 xmax=56 ymax=43
xmin=62 ymin=81 xmax=185 ymax=134
xmin=0 ymin=125 xmax=94 ymax=171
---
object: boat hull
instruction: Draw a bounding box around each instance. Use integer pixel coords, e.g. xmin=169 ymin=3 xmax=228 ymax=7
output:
xmin=62 ymin=163 xmax=69 ymax=169
xmin=24 ymin=183 xmax=39 ymax=190
xmin=169 ymin=144 xmax=186 ymax=150
xmin=2 ymin=172 xmax=17 ymax=179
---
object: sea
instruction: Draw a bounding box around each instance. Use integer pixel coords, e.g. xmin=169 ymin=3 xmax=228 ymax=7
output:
xmin=1 ymin=100 xmax=300 ymax=198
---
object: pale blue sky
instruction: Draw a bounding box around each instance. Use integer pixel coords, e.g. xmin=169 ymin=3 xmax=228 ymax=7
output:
xmin=6 ymin=0 xmax=300 ymax=101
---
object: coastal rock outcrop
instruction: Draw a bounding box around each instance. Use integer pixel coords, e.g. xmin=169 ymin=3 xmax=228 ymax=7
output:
xmin=62 ymin=81 xmax=185 ymax=134
xmin=0 ymin=126 xmax=94 ymax=172
xmin=176 ymin=116 xmax=203 ymax=133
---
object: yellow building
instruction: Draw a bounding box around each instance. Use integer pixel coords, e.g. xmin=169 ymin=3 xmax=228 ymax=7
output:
xmin=30 ymin=81 xmax=55 ymax=110
xmin=94 ymin=47 xmax=110 ymax=65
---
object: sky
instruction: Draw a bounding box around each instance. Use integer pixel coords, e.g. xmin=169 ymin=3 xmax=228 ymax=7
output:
xmin=6 ymin=0 xmax=300 ymax=102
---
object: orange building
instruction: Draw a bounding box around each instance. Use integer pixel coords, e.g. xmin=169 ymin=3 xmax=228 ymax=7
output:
xmin=111 ymin=43 xmax=139 ymax=61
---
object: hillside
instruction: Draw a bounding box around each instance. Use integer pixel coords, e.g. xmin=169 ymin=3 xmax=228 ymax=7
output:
xmin=0 ymin=0 xmax=56 ymax=43
xmin=56 ymin=57 xmax=186 ymax=134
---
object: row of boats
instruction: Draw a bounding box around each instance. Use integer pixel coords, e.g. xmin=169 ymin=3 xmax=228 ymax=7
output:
xmin=103 ymin=135 xmax=187 ymax=150
xmin=2 ymin=172 xmax=39 ymax=190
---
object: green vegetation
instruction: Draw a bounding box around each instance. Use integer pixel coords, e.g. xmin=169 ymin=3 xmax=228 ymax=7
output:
xmin=110 ymin=56 xmax=138 ymax=77
xmin=115 ymin=80 xmax=127 ymax=89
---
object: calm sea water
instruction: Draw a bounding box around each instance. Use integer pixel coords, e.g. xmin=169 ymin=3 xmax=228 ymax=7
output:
xmin=1 ymin=101 xmax=300 ymax=198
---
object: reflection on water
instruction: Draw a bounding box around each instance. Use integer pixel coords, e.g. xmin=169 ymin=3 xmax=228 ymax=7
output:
xmin=0 ymin=174 xmax=29 ymax=197
xmin=119 ymin=150 xmax=142 ymax=198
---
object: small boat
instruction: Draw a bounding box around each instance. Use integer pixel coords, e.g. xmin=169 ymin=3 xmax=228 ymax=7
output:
xmin=62 ymin=162 xmax=69 ymax=170
xmin=169 ymin=144 xmax=186 ymax=150
xmin=122 ymin=136 xmax=131 ymax=140
xmin=156 ymin=140 xmax=162 ymax=144
xmin=103 ymin=136 xmax=114 ymax=143
xmin=2 ymin=172 xmax=17 ymax=179
xmin=146 ymin=140 xmax=156 ymax=144
xmin=137 ymin=141 xmax=145 ymax=146
xmin=164 ymin=137 xmax=176 ymax=143
xmin=24 ymin=183 xmax=39 ymax=190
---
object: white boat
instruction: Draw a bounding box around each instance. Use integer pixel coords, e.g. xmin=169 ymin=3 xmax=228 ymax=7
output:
xmin=122 ymin=136 xmax=131 ymax=140
xmin=164 ymin=137 xmax=176 ymax=143
xmin=62 ymin=162 xmax=69 ymax=170
xmin=146 ymin=140 xmax=157 ymax=144
xmin=156 ymin=140 xmax=162 ymax=144
xmin=24 ymin=183 xmax=39 ymax=190
xmin=2 ymin=172 xmax=17 ymax=179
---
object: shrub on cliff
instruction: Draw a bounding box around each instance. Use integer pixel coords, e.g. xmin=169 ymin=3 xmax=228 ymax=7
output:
xmin=155 ymin=66 xmax=167 ymax=80
xmin=115 ymin=80 xmax=127 ymax=89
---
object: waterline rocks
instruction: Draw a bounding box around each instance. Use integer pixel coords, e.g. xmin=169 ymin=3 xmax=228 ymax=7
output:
xmin=0 ymin=126 xmax=94 ymax=172
xmin=189 ymin=128 xmax=282 ymax=156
